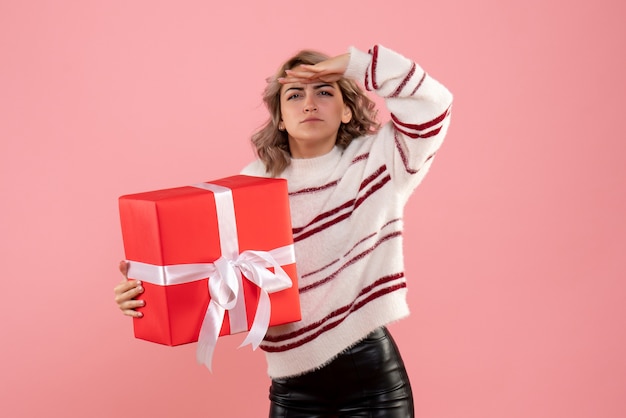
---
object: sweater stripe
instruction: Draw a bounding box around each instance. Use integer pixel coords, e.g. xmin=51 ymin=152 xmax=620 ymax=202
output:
xmin=287 ymin=155 xmax=374 ymax=201
xmin=262 ymin=284 xmax=406 ymax=352
xmin=292 ymin=167 xmax=391 ymax=242
xmin=355 ymin=174 xmax=391 ymax=209
xmin=411 ymin=72 xmax=427 ymax=95
xmin=294 ymin=211 xmax=352 ymax=243
xmin=343 ymin=232 xmax=376 ymax=258
xmin=391 ymin=106 xmax=450 ymax=132
xmin=395 ymin=124 xmax=442 ymax=139
xmin=369 ymin=45 xmax=380 ymax=91
xmin=301 ymin=258 xmax=340 ymax=279
xmin=343 ymin=218 xmax=401 ymax=259
xmin=351 ymin=152 xmax=369 ymax=164
xmin=390 ymin=62 xmax=417 ymax=98
xmin=292 ymin=199 xmax=354 ymax=235
xmin=394 ymin=130 xmax=437 ymax=175
xmin=261 ymin=273 xmax=406 ymax=351
xmin=300 ymin=230 xmax=402 ymax=292
xmin=301 ymin=218 xmax=402 ymax=280
xmin=261 ymin=284 xmax=407 ymax=352
xmin=359 ymin=164 xmax=386 ymax=191
xmin=289 ymin=179 xmax=339 ymax=197
xmin=394 ymin=130 xmax=412 ymax=174
xmin=267 ymin=273 xmax=405 ymax=343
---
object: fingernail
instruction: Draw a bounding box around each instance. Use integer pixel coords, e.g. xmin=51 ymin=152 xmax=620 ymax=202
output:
xmin=137 ymin=286 xmax=143 ymax=292
xmin=137 ymin=312 xmax=143 ymax=318
xmin=136 ymin=280 xmax=142 ymax=285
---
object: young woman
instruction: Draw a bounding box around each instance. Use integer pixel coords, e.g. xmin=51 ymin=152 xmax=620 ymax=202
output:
xmin=115 ymin=44 xmax=453 ymax=417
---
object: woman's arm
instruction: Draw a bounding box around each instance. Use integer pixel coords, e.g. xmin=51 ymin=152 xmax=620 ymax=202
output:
xmin=346 ymin=44 xmax=453 ymax=189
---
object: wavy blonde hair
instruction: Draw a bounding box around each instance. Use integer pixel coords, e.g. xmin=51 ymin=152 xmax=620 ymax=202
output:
xmin=251 ymin=50 xmax=380 ymax=177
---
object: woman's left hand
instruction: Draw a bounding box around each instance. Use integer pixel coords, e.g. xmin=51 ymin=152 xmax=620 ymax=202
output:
xmin=280 ymin=53 xmax=350 ymax=84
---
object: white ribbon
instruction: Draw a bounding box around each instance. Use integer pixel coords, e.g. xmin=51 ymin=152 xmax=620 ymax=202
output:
xmin=126 ymin=182 xmax=295 ymax=371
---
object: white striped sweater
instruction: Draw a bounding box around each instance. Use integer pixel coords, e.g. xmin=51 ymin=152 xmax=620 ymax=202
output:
xmin=241 ymin=44 xmax=453 ymax=378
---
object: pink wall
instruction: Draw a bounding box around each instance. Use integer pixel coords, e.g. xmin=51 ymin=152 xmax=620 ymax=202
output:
xmin=1 ymin=1 xmax=624 ymax=417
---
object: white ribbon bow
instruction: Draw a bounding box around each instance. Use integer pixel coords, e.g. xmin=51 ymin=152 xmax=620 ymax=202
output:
xmin=196 ymin=247 xmax=294 ymax=371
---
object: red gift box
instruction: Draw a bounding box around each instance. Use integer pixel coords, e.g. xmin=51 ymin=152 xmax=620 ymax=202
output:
xmin=118 ymin=175 xmax=300 ymax=368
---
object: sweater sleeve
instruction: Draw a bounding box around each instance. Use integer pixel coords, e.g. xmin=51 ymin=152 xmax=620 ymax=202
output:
xmin=344 ymin=45 xmax=453 ymax=193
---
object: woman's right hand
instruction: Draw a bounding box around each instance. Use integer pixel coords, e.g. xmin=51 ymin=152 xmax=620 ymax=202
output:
xmin=114 ymin=261 xmax=145 ymax=318
xmin=280 ymin=53 xmax=350 ymax=84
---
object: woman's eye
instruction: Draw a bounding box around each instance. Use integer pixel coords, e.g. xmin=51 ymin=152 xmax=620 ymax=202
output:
xmin=287 ymin=93 xmax=301 ymax=100
xmin=319 ymin=91 xmax=332 ymax=96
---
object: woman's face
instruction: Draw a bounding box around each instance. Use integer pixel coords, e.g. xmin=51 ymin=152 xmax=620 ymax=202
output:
xmin=279 ymin=71 xmax=352 ymax=158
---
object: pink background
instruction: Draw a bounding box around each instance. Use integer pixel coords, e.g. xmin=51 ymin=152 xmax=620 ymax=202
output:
xmin=1 ymin=0 xmax=624 ymax=417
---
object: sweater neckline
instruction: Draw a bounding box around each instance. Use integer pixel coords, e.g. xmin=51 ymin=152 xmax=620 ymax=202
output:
xmin=288 ymin=146 xmax=343 ymax=173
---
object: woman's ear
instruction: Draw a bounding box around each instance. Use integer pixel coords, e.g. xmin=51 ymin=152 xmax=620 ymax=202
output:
xmin=342 ymin=105 xmax=353 ymax=124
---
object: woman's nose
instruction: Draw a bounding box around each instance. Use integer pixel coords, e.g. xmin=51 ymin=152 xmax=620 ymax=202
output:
xmin=303 ymin=96 xmax=317 ymax=112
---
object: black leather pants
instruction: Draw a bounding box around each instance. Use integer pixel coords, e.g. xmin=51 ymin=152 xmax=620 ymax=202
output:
xmin=268 ymin=327 xmax=414 ymax=417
